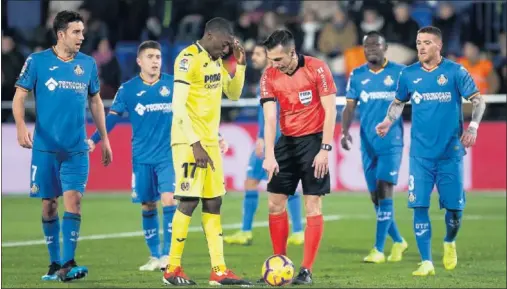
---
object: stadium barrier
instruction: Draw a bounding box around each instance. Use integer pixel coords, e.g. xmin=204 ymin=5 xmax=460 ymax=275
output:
xmin=2 ymin=122 xmax=505 ymax=194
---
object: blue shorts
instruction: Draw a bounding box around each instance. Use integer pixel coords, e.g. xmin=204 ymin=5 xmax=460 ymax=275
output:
xmin=246 ymin=150 xmax=267 ymax=181
xmin=30 ymin=150 xmax=89 ymax=198
xmin=131 ymin=161 xmax=175 ymax=203
xmin=408 ymin=156 xmax=465 ymax=210
xmin=361 ymin=151 xmax=402 ymax=193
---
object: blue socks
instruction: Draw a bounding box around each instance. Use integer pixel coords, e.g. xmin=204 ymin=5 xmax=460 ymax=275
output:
xmin=162 ymin=205 xmax=177 ymax=256
xmin=374 ymin=199 xmax=394 ymax=252
xmin=414 ymin=207 xmax=432 ymax=261
xmin=241 ymin=190 xmax=259 ymax=232
xmin=444 ymin=209 xmax=463 ymax=242
xmin=42 ymin=215 xmax=60 ymax=265
xmin=62 ymin=212 xmax=81 ymax=264
xmin=374 ymin=203 xmax=403 ymax=244
xmin=288 ymin=193 xmax=303 ymax=233
xmin=142 ymin=209 xmax=160 ymax=258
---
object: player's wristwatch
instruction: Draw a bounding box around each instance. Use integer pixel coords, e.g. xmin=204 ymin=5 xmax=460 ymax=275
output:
xmin=321 ymin=144 xmax=332 ymax=151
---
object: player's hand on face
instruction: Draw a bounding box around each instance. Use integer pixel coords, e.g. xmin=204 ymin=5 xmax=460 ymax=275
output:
xmin=87 ymin=139 xmax=96 ymax=152
xmin=101 ymin=138 xmax=113 ymax=166
xmin=255 ymin=138 xmax=265 ymax=158
xmin=460 ymin=126 xmax=477 ymax=148
xmin=262 ymin=156 xmax=279 ymax=183
xmin=16 ymin=125 xmax=33 ymax=149
xmin=340 ymin=134 xmax=353 ymax=151
xmin=192 ymin=141 xmax=215 ymax=171
xmin=375 ymin=119 xmax=393 ymax=138
xmin=219 ymin=137 xmax=229 ymax=154
xmin=232 ymin=38 xmax=246 ymax=65
xmin=312 ymin=150 xmax=329 ymax=179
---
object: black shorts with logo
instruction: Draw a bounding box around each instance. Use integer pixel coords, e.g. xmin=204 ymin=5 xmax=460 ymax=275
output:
xmin=267 ymin=132 xmax=331 ymax=196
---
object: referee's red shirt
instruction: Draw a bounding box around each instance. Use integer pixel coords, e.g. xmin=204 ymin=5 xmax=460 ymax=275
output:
xmin=260 ymin=54 xmax=337 ymax=137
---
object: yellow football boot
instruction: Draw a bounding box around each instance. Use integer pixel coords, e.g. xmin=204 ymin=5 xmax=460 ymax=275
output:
xmin=412 ymin=261 xmax=436 ymax=276
xmin=287 ymin=232 xmax=304 ymax=246
xmin=223 ymin=231 xmax=253 ymax=245
xmin=443 ymin=241 xmax=458 ymax=270
xmin=387 ymin=239 xmax=409 ymax=262
xmin=363 ymin=248 xmax=386 ymax=264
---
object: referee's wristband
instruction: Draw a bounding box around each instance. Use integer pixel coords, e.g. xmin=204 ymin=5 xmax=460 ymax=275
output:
xmin=469 ymin=121 xmax=479 ymax=130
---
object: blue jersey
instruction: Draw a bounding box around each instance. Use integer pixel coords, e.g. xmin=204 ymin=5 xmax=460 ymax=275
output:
xmin=396 ymin=58 xmax=479 ymax=159
xmin=110 ymin=73 xmax=174 ymax=164
xmin=15 ymin=48 xmax=100 ymax=152
xmin=346 ymin=61 xmax=405 ymax=155
xmin=257 ymin=87 xmax=282 ymax=141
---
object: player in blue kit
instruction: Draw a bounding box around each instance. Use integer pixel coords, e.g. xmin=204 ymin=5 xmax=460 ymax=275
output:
xmin=89 ymin=41 xmax=178 ymax=272
xmin=224 ymin=44 xmax=303 ymax=246
xmin=376 ymin=26 xmax=486 ymax=276
xmin=12 ymin=10 xmax=112 ymax=282
xmin=341 ymin=31 xmax=408 ymax=264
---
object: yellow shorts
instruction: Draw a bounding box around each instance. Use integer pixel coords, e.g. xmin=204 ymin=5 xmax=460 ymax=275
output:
xmin=172 ymin=144 xmax=226 ymax=199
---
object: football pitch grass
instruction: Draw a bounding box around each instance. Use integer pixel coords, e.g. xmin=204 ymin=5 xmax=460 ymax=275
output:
xmin=1 ymin=192 xmax=506 ymax=288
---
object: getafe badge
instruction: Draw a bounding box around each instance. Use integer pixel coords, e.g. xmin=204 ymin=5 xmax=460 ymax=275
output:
xmin=408 ymin=192 xmax=416 ymax=203
xmin=384 ymin=75 xmax=394 ymax=86
xmin=437 ymin=74 xmax=448 ymax=86
xmin=74 ymin=64 xmax=84 ymax=76
xmin=30 ymin=184 xmax=39 ymax=194
xmin=159 ymin=86 xmax=170 ymax=97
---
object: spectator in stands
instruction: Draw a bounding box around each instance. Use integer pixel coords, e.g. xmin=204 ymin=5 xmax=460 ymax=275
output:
xmin=384 ymin=2 xmax=419 ymax=50
xmin=235 ymin=12 xmax=258 ymax=48
xmin=93 ymin=38 xmax=121 ymax=100
xmin=32 ymin=12 xmax=57 ymax=50
xmin=493 ymin=33 xmax=507 ymax=94
xmin=78 ymin=5 xmax=109 ymax=55
xmin=432 ymin=2 xmax=461 ymax=56
xmin=1 ymin=32 xmax=24 ymax=101
xmin=358 ymin=8 xmax=386 ymax=44
xmin=458 ymin=40 xmax=500 ymax=94
xmin=300 ymin=0 xmax=339 ymax=22
xmin=317 ymin=5 xmax=357 ymax=58
xmin=299 ymin=10 xmax=321 ymax=56
xmin=257 ymin=11 xmax=285 ymax=42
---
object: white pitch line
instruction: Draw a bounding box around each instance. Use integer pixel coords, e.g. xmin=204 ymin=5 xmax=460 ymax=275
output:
xmin=2 ymin=214 xmax=503 ymax=248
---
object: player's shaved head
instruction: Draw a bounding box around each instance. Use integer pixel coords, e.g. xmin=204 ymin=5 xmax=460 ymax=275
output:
xmin=201 ymin=17 xmax=234 ymax=60
xmin=53 ymin=10 xmax=84 ymax=37
xmin=138 ymin=40 xmax=161 ymax=56
xmin=363 ymin=31 xmax=387 ymax=65
xmin=417 ymin=26 xmax=442 ymax=40
xmin=204 ymin=17 xmax=234 ymax=36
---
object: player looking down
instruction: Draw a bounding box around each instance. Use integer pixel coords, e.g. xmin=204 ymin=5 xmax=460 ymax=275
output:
xmin=341 ymin=31 xmax=408 ymax=264
xmin=261 ymin=29 xmax=337 ymax=285
xmin=13 ymin=10 xmax=112 ymax=282
xmin=89 ymin=40 xmax=178 ymax=272
xmin=224 ymin=43 xmax=304 ymax=247
xmin=376 ymin=26 xmax=486 ymax=276
xmin=162 ymin=17 xmax=251 ymax=286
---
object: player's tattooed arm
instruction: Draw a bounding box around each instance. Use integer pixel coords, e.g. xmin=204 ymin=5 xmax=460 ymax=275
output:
xmin=386 ymin=99 xmax=406 ymax=122
xmin=470 ymin=95 xmax=486 ymax=126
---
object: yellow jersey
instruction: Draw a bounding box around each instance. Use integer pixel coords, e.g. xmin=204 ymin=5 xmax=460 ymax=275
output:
xmin=171 ymin=42 xmax=245 ymax=146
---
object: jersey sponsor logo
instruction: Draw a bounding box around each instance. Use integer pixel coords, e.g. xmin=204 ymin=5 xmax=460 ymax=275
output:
xmin=359 ymin=90 xmax=395 ymax=103
xmin=159 ymin=86 xmax=170 ymax=97
xmin=204 ymin=73 xmax=221 ymax=89
xmin=298 ymin=90 xmax=312 ymax=105
xmin=316 ymin=67 xmax=329 ymax=92
xmin=134 ymin=103 xmax=172 ymax=116
xmin=45 ymin=78 xmax=58 ymax=91
xmin=74 ymin=64 xmax=84 ymax=76
xmin=412 ymin=91 xmax=452 ymax=104
xmin=44 ymin=78 xmax=88 ymax=92
xmin=384 ymin=75 xmax=394 ymax=86
xmin=178 ymin=58 xmax=190 ymax=72
xmin=437 ymin=74 xmax=448 ymax=86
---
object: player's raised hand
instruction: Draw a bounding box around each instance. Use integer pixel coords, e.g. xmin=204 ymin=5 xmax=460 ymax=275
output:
xmin=312 ymin=150 xmax=329 ymax=179
xmin=87 ymin=139 xmax=96 ymax=152
xmin=16 ymin=125 xmax=33 ymax=149
xmin=101 ymin=138 xmax=113 ymax=166
xmin=255 ymin=138 xmax=265 ymax=158
xmin=460 ymin=126 xmax=477 ymax=148
xmin=340 ymin=133 xmax=353 ymax=151
xmin=263 ymin=156 xmax=279 ymax=183
xmin=192 ymin=141 xmax=215 ymax=171
xmin=375 ymin=118 xmax=393 ymax=138
xmin=232 ymin=38 xmax=246 ymax=65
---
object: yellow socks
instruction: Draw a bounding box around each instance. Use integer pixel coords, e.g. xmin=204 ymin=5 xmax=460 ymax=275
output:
xmin=168 ymin=210 xmax=192 ymax=267
xmin=202 ymin=212 xmax=226 ymax=270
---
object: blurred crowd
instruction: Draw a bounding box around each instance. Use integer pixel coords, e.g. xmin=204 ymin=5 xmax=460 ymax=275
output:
xmin=1 ymin=0 xmax=506 ymax=122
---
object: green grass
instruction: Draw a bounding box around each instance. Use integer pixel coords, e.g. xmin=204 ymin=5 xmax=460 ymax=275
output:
xmin=2 ymin=192 xmax=506 ymax=288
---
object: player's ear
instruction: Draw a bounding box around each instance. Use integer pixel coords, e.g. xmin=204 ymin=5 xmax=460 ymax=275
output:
xmin=136 ymin=57 xmax=141 ymax=67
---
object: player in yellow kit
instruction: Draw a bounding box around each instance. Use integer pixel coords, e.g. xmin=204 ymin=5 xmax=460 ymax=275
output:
xmin=162 ymin=17 xmax=251 ymax=286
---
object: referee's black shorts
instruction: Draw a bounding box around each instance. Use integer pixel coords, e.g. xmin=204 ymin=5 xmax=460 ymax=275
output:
xmin=267 ymin=132 xmax=331 ymax=196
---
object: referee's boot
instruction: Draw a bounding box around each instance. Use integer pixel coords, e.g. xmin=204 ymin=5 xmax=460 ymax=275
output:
xmin=163 ymin=265 xmax=197 ymax=286
xmin=292 ymin=267 xmax=313 ymax=285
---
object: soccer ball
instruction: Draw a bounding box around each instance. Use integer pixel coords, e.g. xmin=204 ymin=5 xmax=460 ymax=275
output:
xmin=261 ymin=255 xmax=295 ymax=286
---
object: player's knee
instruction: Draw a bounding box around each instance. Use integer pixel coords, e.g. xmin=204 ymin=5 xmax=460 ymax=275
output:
xmin=244 ymin=178 xmax=259 ymax=191
xmin=142 ymin=202 xmax=157 ymax=211
xmin=202 ymin=197 xmax=222 ymax=214
xmin=62 ymin=190 xmax=82 ymax=214
xmin=161 ymin=192 xmax=177 ymax=207
xmin=304 ymin=195 xmax=322 ymax=216
xmin=42 ymin=198 xmax=58 ymax=218
xmin=177 ymin=197 xmax=200 ymax=216
xmin=268 ymin=194 xmax=288 ymax=214
xmin=376 ymin=180 xmax=394 ymax=200
xmin=369 ymin=192 xmax=379 ymax=206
